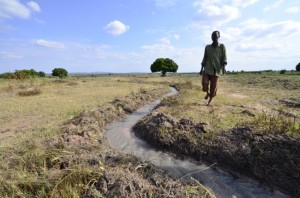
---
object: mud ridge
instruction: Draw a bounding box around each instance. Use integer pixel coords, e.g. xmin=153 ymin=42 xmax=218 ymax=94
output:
xmin=45 ymin=87 xmax=214 ymax=197
xmin=133 ymin=111 xmax=300 ymax=197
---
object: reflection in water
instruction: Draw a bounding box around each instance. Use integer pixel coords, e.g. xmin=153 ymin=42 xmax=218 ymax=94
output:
xmin=105 ymin=88 xmax=288 ymax=198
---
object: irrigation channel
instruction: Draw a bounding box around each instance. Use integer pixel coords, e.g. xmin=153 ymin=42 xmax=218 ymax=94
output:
xmin=105 ymin=87 xmax=289 ymax=198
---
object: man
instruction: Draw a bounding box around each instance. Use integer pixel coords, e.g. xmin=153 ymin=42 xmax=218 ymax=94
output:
xmin=200 ymin=30 xmax=227 ymax=105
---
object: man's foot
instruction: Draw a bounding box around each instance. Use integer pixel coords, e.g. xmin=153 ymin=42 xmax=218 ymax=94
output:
xmin=207 ymin=97 xmax=213 ymax=105
xmin=204 ymin=93 xmax=209 ymax=100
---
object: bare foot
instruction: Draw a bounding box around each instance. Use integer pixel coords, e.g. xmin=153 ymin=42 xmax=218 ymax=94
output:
xmin=204 ymin=93 xmax=209 ymax=100
xmin=207 ymin=97 xmax=213 ymax=105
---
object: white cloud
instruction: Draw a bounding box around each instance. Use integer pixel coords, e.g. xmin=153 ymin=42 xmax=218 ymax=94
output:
xmin=35 ymin=39 xmax=65 ymax=49
xmin=153 ymin=0 xmax=177 ymax=7
xmin=285 ymin=6 xmax=299 ymax=13
xmin=0 ymin=51 xmax=22 ymax=59
xmin=0 ymin=0 xmax=31 ymax=19
xmin=193 ymin=1 xmax=240 ymax=26
xmin=103 ymin=20 xmax=129 ymax=36
xmin=231 ymin=0 xmax=259 ymax=8
xmin=263 ymin=0 xmax=284 ymax=12
xmin=141 ymin=38 xmax=175 ymax=55
xmin=236 ymin=43 xmax=281 ymax=51
xmin=241 ymin=18 xmax=300 ymax=38
xmin=159 ymin=37 xmax=171 ymax=45
xmin=27 ymin=1 xmax=41 ymax=12
xmin=173 ymin=34 xmax=180 ymax=40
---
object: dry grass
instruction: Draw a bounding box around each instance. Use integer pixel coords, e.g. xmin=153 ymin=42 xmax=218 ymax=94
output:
xmin=0 ymin=75 xmax=167 ymax=147
xmin=18 ymin=87 xmax=42 ymax=96
xmin=160 ymin=73 xmax=300 ymax=136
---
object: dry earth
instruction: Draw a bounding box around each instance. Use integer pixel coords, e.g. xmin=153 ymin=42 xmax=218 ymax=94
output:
xmin=133 ymin=107 xmax=300 ymax=197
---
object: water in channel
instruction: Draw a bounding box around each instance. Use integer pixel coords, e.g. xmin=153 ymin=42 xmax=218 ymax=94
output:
xmin=105 ymin=87 xmax=289 ymax=198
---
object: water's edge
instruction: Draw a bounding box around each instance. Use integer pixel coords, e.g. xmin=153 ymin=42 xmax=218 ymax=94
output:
xmin=105 ymin=87 xmax=289 ymax=198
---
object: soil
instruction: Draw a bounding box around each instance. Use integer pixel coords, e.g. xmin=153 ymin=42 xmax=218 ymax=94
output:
xmin=46 ymin=88 xmax=214 ymax=197
xmin=133 ymin=110 xmax=300 ymax=197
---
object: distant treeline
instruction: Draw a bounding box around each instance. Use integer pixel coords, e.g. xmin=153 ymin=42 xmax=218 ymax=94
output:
xmin=0 ymin=68 xmax=68 ymax=79
xmin=226 ymin=69 xmax=299 ymax=75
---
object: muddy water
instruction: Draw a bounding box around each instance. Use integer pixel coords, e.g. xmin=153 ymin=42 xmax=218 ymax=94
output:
xmin=105 ymin=88 xmax=289 ymax=198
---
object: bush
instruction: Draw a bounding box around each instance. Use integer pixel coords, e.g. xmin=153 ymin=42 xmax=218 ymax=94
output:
xmin=38 ymin=71 xmax=46 ymax=77
xmin=18 ymin=87 xmax=42 ymax=96
xmin=52 ymin=68 xmax=68 ymax=78
xmin=0 ymin=72 xmax=17 ymax=79
xmin=296 ymin=63 xmax=300 ymax=71
xmin=279 ymin=69 xmax=286 ymax=74
xmin=15 ymin=69 xmax=39 ymax=79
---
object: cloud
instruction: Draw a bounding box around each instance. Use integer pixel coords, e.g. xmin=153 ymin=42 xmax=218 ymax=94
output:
xmin=231 ymin=0 xmax=259 ymax=8
xmin=103 ymin=20 xmax=129 ymax=36
xmin=241 ymin=18 xmax=300 ymax=38
xmin=141 ymin=38 xmax=175 ymax=54
xmin=153 ymin=0 xmax=177 ymax=7
xmin=285 ymin=6 xmax=299 ymax=13
xmin=0 ymin=51 xmax=22 ymax=59
xmin=263 ymin=0 xmax=284 ymax=12
xmin=35 ymin=39 xmax=65 ymax=49
xmin=0 ymin=0 xmax=31 ymax=19
xmin=193 ymin=1 xmax=240 ymax=26
xmin=173 ymin=34 xmax=180 ymax=40
xmin=236 ymin=43 xmax=280 ymax=51
xmin=27 ymin=1 xmax=41 ymax=12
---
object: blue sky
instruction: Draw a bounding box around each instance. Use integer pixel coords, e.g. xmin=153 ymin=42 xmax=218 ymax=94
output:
xmin=0 ymin=0 xmax=300 ymax=73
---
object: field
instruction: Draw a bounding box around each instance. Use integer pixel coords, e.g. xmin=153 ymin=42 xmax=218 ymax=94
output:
xmin=0 ymin=72 xmax=299 ymax=197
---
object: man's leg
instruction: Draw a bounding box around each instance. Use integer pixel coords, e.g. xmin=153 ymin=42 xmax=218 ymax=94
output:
xmin=208 ymin=75 xmax=219 ymax=105
xmin=202 ymin=73 xmax=210 ymax=100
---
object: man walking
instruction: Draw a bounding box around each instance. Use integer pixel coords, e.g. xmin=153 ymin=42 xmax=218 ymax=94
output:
xmin=200 ymin=30 xmax=227 ymax=105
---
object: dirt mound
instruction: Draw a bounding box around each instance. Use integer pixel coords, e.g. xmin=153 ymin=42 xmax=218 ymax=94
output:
xmin=279 ymin=98 xmax=300 ymax=108
xmin=45 ymin=88 xmax=215 ymax=197
xmin=60 ymin=88 xmax=168 ymax=147
xmin=133 ymin=112 xmax=300 ymax=197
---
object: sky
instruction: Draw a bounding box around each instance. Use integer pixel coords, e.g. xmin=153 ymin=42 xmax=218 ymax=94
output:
xmin=0 ymin=0 xmax=300 ymax=74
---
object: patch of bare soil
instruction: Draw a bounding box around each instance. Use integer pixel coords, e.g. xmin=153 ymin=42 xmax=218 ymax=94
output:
xmin=46 ymin=88 xmax=214 ymax=197
xmin=133 ymin=111 xmax=300 ymax=197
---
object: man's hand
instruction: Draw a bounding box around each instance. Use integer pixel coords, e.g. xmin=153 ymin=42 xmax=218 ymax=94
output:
xmin=222 ymin=63 xmax=227 ymax=74
xmin=199 ymin=70 xmax=203 ymax=75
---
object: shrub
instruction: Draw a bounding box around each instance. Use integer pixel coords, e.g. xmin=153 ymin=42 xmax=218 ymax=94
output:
xmin=15 ymin=69 xmax=39 ymax=79
xmin=0 ymin=72 xmax=17 ymax=79
xmin=279 ymin=69 xmax=286 ymax=74
xmin=52 ymin=68 xmax=68 ymax=78
xmin=38 ymin=71 xmax=46 ymax=77
xmin=18 ymin=87 xmax=42 ymax=96
xmin=296 ymin=62 xmax=300 ymax=71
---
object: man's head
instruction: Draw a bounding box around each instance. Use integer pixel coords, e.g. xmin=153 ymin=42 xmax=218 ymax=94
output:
xmin=211 ymin=31 xmax=220 ymax=43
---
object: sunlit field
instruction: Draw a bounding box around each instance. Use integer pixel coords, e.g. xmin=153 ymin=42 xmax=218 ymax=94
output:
xmin=0 ymin=72 xmax=299 ymax=197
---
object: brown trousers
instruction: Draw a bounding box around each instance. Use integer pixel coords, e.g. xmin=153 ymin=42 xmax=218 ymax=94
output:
xmin=202 ymin=73 xmax=219 ymax=97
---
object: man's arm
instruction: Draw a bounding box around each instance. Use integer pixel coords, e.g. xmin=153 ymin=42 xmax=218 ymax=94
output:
xmin=221 ymin=44 xmax=227 ymax=74
xmin=200 ymin=46 xmax=207 ymax=75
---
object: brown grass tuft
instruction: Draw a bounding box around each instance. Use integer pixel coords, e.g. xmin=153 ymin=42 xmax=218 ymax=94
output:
xmin=18 ymin=87 xmax=42 ymax=96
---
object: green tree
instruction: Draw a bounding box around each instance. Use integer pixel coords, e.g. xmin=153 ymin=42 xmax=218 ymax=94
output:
xmin=15 ymin=69 xmax=39 ymax=79
xmin=52 ymin=68 xmax=68 ymax=78
xmin=296 ymin=62 xmax=300 ymax=71
xmin=38 ymin=71 xmax=46 ymax=77
xmin=150 ymin=58 xmax=178 ymax=77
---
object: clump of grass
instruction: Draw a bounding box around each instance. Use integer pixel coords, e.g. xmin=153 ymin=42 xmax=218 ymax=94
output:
xmin=0 ymin=143 xmax=104 ymax=197
xmin=244 ymin=110 xmax=300 ymax=136
xmin=18 ymin=87 xmax=42 ymax=96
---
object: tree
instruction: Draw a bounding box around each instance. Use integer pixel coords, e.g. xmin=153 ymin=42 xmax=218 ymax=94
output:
xmin=150 ymin=58 xmax=178 ymax=77
xmin=52 ymin=68 xmax=68 ymax=78
xmin=15 ymin=69 xmax=39 ymax=79
xmin=38 ymin=71 xmax=46 ymax=77
xmin=296 ymin=62 xmax=300 ymax=71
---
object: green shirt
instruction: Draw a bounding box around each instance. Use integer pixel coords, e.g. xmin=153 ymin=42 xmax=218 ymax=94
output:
xmin=201 ymin=43 xmax=227 ymax=76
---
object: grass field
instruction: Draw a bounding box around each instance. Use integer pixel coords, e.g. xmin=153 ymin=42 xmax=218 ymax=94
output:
xmin=0 ymin=71 xmax=299 ymax=197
